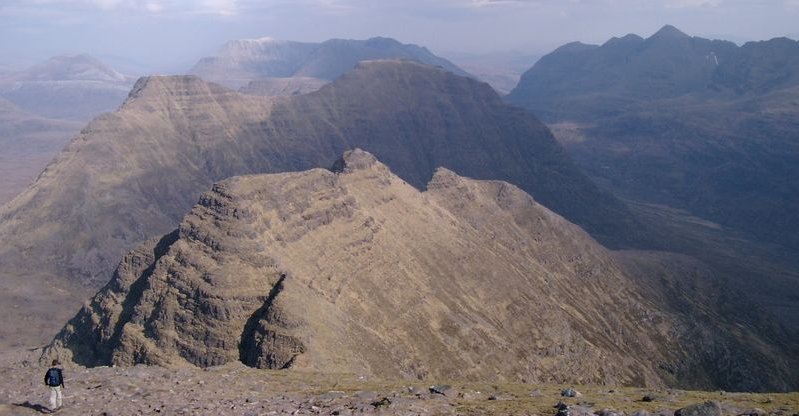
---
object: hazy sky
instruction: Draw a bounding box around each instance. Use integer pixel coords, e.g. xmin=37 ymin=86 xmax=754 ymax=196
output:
xmin=1 ymin=0 xmax=798 ymax=73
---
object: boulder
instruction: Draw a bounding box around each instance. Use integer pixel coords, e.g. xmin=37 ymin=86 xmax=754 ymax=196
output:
xmin=675 ymin=401 xmax=722 ymax=416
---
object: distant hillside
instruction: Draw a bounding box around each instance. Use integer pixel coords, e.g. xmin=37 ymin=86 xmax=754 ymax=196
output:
xmin=0 ymin=60 xmax=644 ymax=348
xmin=506 ymin=25 xmax=799 ymax=333
xmin=0 ymin=54 xmax=134 ymax=121
xmin=0 ymin=97 xmax=82 ymax=206
xmin=13 ymin=54 xmax=128 ymax=83
xmin=190 ymin=36 xmax=470 ymax=89
xmin=0 ymin=54 xmax=127 ymax=204
xmin=43 ymin=150 xmax=798 ymax=391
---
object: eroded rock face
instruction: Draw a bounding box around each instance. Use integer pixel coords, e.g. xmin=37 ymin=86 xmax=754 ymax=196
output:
xmin=42 ymin=151 xmax=796 ymax=390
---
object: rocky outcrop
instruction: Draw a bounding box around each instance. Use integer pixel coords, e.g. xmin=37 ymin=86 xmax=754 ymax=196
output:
xmin=42 ymin=151 xmax=797 ymax=391
xmin=675 ymin=402 xmax=723 ymax=416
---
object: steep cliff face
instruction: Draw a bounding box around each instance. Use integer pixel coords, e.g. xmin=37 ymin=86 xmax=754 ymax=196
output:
xmin=43 ymin=151 xmax=797 ymax=391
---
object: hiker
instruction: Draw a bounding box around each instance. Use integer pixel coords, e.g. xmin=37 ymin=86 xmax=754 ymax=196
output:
xmin=44 ymin=359 xmax=65 ymax=412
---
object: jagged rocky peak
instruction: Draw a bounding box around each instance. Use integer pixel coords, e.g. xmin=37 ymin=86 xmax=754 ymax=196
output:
xmin=39 ymin=151 xmax=634 ymax=380
xmin=329 ymin=148 xmax=380 ymax=173
xmin=41 ymin=150 xmax=796 ymax=390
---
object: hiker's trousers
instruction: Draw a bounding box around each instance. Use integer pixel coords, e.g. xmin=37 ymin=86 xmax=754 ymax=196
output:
xmin=49 ymin=386 xmax=62 ymax=410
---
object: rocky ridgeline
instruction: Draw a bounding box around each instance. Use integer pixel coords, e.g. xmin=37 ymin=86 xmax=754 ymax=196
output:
xmin=0 ymin=60 xmax=644 ymax=353
xmin=41 ymin=151 xmax=795 ymax=391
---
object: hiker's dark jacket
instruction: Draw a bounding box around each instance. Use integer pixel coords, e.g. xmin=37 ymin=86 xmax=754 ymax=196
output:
xmin=44 ymin=368 xmax=64 ymax=387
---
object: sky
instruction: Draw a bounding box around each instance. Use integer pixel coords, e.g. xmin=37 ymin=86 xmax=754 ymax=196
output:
xmin=1 ymin=0 xmax=798 ymax=74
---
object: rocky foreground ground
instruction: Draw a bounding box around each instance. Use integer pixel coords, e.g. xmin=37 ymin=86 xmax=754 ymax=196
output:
xmin=0 ymin=350 xmax=797 ymax=416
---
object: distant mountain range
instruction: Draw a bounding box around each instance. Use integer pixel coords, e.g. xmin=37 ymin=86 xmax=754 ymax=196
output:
xmin=190 ymin=36 xmax=469 ymax=90
xmin=506 ymin=25 xmax=799 ymax=253
xmin=508 ymin=25 xmax=799 ymax=118
xmin=506 ymin=24 xmax=799 ymax=334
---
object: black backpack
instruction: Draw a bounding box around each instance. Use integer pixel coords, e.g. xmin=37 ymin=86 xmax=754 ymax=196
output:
xmin=45 ymin=368 xmax=62 ymax=386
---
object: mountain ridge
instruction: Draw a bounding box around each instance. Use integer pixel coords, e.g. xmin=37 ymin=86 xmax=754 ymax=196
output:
xmin=42 ymin=150 xmax=798 ymax=391
xmin=0 ymin=60 xmax=645 ymax=348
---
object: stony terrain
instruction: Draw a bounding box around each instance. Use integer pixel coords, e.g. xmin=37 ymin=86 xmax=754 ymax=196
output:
xmin=1 ymin=349 xmax=797 ymax=416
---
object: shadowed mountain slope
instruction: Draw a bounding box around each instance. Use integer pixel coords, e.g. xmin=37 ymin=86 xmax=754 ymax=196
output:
xmin=505 ymin=27 xmax=799 ymax=248
xmin=0 ymin=60 xmax=644 ymax=347
xmin=190 ymin=36 xmax=469 ymax=90
xmin=43 ymin=150 xmax=798 ymax=391
xmin=505 ymin=26 xmax=799 ymax=331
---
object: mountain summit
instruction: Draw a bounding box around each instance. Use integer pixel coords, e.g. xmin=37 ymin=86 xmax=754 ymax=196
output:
xmin=649 ymin=24 xmax=691 ymax=41
xmin=190 ymin=36 xmax=469 ymax=89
